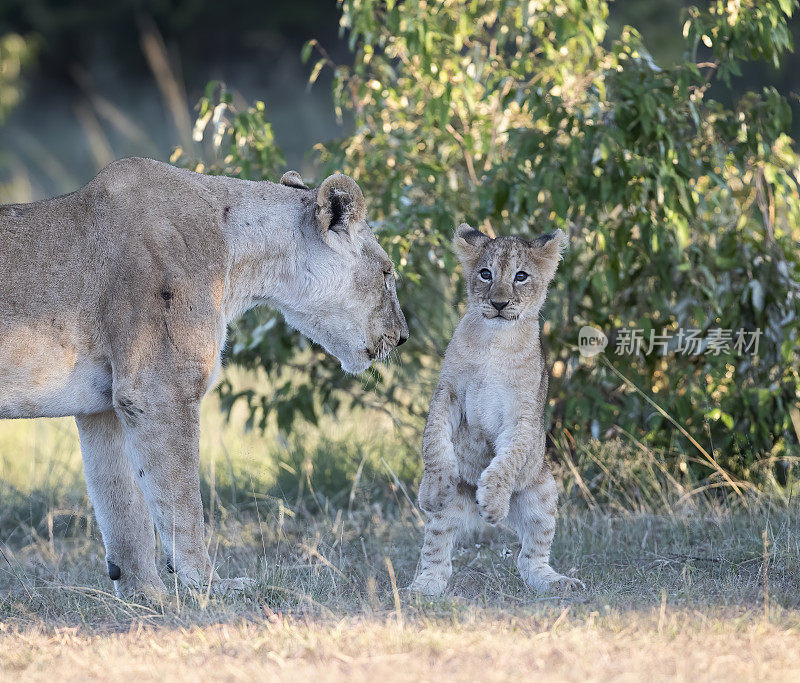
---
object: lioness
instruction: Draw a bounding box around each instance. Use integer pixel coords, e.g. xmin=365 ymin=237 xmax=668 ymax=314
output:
xmin=0 ymin=157 xmax=408 ymax=597
xmin=410 ymin=224 xmax=582 ymax=595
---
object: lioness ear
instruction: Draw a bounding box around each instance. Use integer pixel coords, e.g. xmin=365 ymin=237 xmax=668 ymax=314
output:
xmin=315 ymin=174 xmax=366 ymax=233
xmin=530 ymin=228 xmax=568 ymax=281
xmin=280 ymin=170 xmax=309 ymax=190
xmin=453 ymin=223 xmax=490 ymax=270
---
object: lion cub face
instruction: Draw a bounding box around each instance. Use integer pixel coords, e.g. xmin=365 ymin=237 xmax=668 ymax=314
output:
xmin=453 ymin=224 xmax=567 ymax=323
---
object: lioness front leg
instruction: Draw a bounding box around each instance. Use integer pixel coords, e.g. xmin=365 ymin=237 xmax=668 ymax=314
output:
xmin=115 ymin=393 xmax=219 ymax=591
xmin=108 ymin=353 xmax=238 ymax=593
xmin=118 ymin=390 xmax=252 ymax=595
xmin=507 ymin=468 xmax=584 ymax=592
xmin=76 ymin=411 xmax=167 ymax=599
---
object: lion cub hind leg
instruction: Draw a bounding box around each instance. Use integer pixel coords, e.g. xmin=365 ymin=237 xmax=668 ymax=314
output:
xmin=410 ymin=485 xmax=477 ymax=596
xmin=76 ymin=411 xmax=167 ymax=600
xmin=507 ymin=469 xmax=584 ymax=592
xmin=409 ymin=512 xmax=458 ymax=596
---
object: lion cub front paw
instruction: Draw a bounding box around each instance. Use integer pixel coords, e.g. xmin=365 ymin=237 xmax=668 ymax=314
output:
xmin=476 ymin=471 xmax=512 ymax=525
xmin=418 ymin=469 xmax=458 ymax=513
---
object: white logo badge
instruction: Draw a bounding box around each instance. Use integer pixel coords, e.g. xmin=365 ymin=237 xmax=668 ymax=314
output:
xmin=578 ymin=326 xmax=608 ymax=358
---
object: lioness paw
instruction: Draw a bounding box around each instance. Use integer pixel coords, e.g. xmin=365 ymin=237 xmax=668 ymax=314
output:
xmin=113 ymin=575 xmax=169 ymax=602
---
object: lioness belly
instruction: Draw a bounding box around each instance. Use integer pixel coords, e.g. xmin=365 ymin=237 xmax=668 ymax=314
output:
xmin=0 ymin=325 xmax=112 ymax=418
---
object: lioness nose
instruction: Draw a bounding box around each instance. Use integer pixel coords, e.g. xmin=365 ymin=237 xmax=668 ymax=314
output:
xmin=397 ymin=333 xmax=408 ymax=346
xmin=491 ymin=300 xmax=509 ymax=311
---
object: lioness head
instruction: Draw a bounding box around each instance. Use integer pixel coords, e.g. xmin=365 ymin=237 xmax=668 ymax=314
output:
xmin=278 ymin=173 xmax=408 ymax=374
xmin=453 ymin=223 xmax=567 ymax=323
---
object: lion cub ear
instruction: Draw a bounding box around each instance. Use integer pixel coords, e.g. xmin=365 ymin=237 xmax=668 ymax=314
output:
xmin=530 ymin=229 xmax=568 ymax=282
xmin=315 ymin=174 xmax=366 ymax=233
xmin=280 ymin=170 xmax=309 ymax=190
xmin=453 ymin=223 xmax=491 ymax=271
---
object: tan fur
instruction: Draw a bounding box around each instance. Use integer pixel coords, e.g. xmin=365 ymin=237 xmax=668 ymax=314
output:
xmin=409 ymin=223 xmax=583 ymax=595
xmin=0 ymin=157 xmax=408 ymax=598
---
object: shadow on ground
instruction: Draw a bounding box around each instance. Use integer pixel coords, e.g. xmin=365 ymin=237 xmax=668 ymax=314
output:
xmin=1 ymin=491 xmax=799 ymax=630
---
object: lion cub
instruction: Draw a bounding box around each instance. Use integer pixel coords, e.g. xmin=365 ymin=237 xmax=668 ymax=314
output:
xmin=409 ymin=224 xmax=583 ymax=596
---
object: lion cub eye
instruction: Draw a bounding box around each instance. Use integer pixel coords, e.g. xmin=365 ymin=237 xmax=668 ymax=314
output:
xmin=479 ymin=268 xmax=492 ymax=281
xmin=514 ymin=271 xmax=529 ymax=282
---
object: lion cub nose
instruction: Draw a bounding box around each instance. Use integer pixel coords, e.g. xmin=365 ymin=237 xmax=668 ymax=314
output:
xmin=491 ymin=300 xmax=509 ymax=311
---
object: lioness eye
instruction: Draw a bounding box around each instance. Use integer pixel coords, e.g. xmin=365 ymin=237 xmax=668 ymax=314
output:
xmin=515 ymin=271 xmax=529 ymax=282
xmin=479 ymin=268 xmax=492 ymax=281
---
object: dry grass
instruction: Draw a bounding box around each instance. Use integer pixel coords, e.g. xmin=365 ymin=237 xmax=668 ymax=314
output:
xmin=2 ymin=381 xmax=800 ymax=680
xmin=4 ymin=613 xmax=800 ymax=681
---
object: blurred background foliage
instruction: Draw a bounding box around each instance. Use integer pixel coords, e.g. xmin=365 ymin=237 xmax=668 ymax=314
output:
xmin=2 ymin=1 xmax=800 ymax=490
xmin=0 ymin=31 xmax=33 ymax=122
xmin=0 ymin=0 xmax=346 ymax=199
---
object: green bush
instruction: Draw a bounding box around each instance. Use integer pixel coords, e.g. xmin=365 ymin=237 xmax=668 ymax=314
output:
xmin=180 ymin=1 xmax=800 ymax=483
